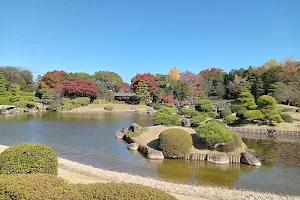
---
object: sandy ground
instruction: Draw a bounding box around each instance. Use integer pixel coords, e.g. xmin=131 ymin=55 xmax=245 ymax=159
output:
xmin=0 ymin=145 xmax=298 ymax=200
xmin=70 ymin=103 xmax=150 ymax=113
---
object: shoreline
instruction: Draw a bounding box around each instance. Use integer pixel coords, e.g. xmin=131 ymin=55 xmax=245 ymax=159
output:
xmin=0 ymin=145 xmax=298 ymax=200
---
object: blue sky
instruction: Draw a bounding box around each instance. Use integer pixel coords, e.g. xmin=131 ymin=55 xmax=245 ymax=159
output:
xmin=0 ymin=0 xmax=299 ymax=82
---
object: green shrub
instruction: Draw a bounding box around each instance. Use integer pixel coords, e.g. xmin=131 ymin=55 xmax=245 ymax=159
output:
xmin=220 ymin=108 xmax=232 ymax=118
xmin=215 ymin=132 xmax=242 ymax=152
xmin=243 ymin=110 xmax=264 ymax=120
xmin=230 ymin=104 xmax=246 ymax=113
xmin=101 ymin=99 xmax=109 ymax=104
xmin=0 ymin=143 xmax=58 ymax=175
xmin=178 ymin=108 xmax=199 ymax=117
xmin=93 ymin=99 xmax=100 ymax=104
xmin=223 ymin=115 xmax=240 ymax=125
xmin=236 ymin=110 xmax=246 ymax=120
xmin=280 ymin=113 xmax=293 ymax=123
xmin=126 ymin=127 xmax=148 ymax=137
xmin=149 ymin=103 xmax=165 ymax=110
xmin=195 ymin=99 xmax=215 ymax=112
xmin=70 ymin=97 xmax=90 ymax=107
xmin=0 ymin=174 xmax=176 ymax=200
xmin=154 ymin=106 xmax=180 ymax=125
xmin=0 ymin=174 xmax=79 ymax=199
xmin=104 ymin=105 xmax=113 ymax=111
xmin=159 ymin=128 xmax=192 ymax=158
xmin=196 ymin=122 xmax=235 ymax=146
xmin=190 ymin=113 xmax=208 ymax=124
xmin=0 ymin=97 xmax=10 ymax=105
xmin=208 ymin=111 xmax=217 ymax=118
xmin=76 ymin=182 xmax=176 ymax=200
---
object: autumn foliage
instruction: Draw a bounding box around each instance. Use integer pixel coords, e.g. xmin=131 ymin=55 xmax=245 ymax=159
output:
xmin=63 ymin=77 xmax=98 ymax=98
xmin=41 ymin=70 xmax=66 ymax=89
xmin=131 ymin=73 xmax=159 ymax=94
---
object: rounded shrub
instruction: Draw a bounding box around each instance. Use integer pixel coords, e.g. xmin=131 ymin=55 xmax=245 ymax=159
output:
xmin=196 ymin=122 xmax=235 ymax=147
xmin=0 ymin=174 xmax=79 ymax=199
xmin=215 ymin=133 xmax=242 ymax=152
xmin=190 ymin=113 xmax=208 ymax=124
xmin=159 ymin=128 xmax=192 ymax=158
xmin=76 ymin=183 xmax=176 ymax=200
xmin=223 ymin=115 xmax=240 ymax=125
xmin=0 ymin=143 xmax=58 ymax=175
xmin=104 ymin=105 xmax=113 ymax=111
xmin=280 ymin=113 xmax=293 ymax=123
xmin=154 ymin=106 xmax=180 ymax=125
xmin=178 ymin=108 xmax=199 ymax=117
xmin=208 ymin=111 xmax=218 ymax=118
xmin=220 ymin=108 xmax=232 ymax=118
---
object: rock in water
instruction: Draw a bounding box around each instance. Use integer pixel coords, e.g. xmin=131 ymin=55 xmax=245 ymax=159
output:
xmin=207 ymin=154 xmax=229 ymax=164
xmin=180 ymin=118 xmax=191 ymax=127
xmin=127 ymin=143 xmax=139 ymax=151
xmin=147 ymin=107 xmax=156 ymax=114
xmin=240 ymin=151 xmax=261 ymax=166
xmin=147 ymin=150 xmax=164 ymax=160
xmin=129 ymin=123 xmax=142 ymax=132
xmin=115 ymin=128 xmax=128 ymax=139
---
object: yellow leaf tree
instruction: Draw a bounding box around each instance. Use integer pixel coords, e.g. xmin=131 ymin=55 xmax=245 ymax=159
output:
xmin=169 ymin=66 xmax=180 ymax=80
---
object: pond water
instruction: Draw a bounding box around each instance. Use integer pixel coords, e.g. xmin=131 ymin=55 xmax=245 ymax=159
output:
xmin=0 ymin=112 xmax=299 ymax=196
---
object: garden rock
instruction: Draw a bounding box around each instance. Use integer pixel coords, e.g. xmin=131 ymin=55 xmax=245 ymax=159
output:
xmin=129 ymin=123 xmax=142 ymax=132
xmin=207 ymin=154 xmax=229 ymax=164
xmin=115 ymin=128 xmax=128 ymax=139
xmin=127 ymin=143 xmax=139 ymax=151
xmin=147 ymin=107 xmax=156 ymax=114
xmin=180 ymin=118 xmax=190 ymax=127
xmin=147 ymin=150 xmax=164 ymax=160
xmin=240 ymin=151 xmax=261 ymax=167
xmin=190 ymin=123 xmax=200 ymax=128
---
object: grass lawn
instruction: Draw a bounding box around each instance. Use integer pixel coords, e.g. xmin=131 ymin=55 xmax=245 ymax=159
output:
xmin=71 ymin=103 xmax=150 ymax=112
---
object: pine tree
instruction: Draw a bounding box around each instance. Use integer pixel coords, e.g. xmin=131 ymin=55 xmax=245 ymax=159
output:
xmin=0 ymin=72 xmax=7 ymax=97
xmin=10 ymin=84 xmax=21 ymax=103
xmin=136 ymin=80 xmax=150 ymax=103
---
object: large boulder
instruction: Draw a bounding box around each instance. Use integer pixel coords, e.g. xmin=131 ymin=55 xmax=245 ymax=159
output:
xmin=207 ymin=154 xmax=229 ymax=164
xmin=147 ymin=107 xmax=156 ymax=115
xmin=180 ymin=118 xmax=191 ymax=127
xmin=241 ymin=151 xmax=261 ymax=166
xmin=127 ymin=143 xmax=139 ymax=151
xmin=115 ymin=128 xmax=128 ymax=139
xmin=129 ymin=123 xmax=142 ymax=132
xmin=147 ymin=150 xmax=164 ymax=160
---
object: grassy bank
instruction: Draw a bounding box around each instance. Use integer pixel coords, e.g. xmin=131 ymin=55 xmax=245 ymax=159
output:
xmin=70 ymin=103 xmax=150 ymax=113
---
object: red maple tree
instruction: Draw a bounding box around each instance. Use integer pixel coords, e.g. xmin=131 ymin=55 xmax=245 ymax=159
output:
xmin=131 ymin=73 xmax=159 ymax=94
xmin=63 ymin=77 xmax=98 ymax=98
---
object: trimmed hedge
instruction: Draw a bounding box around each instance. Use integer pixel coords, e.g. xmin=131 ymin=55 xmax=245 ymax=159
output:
xmin=0 ymin=143 xmax=58 ymax=175
xmin=0 ymin=174 xmax=176 ymax=200
xmin=220 ymin=108 xmax=232 ymax=118
xmin=223 ymin=115 xmax=240 ymax=125
xmin=104 ymin=105 xmax=114 ymax=111
xmin=154 ymin=106 xmax=180 ymax=125
xmin=196 ymin=122 xmax=235 ymax=146
xmin=159 ymin=128 xmax=192 ymax=158
xmin=280 ymin=113 xmax=293 ymax=123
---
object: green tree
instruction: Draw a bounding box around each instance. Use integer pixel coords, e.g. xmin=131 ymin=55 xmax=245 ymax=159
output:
xmin=257 ymin=95 xmax=283 ymax=124
xmin=154 ymin=105 xmax=180 ymax=125
xmin=97 ymin=83 xmax=114 ymax=101
xmin=238 ymin=92 xmax=257 ymax=110
xmin=195 ymin=99 xmax=216 ymax=112
xmin=0 ymin=72 xmax=7 ymax=97
xmin=10 ymin=84 xmax=21 ymax=103
xmin=94 ymin=71 xmax=123 ymax=91
xmin=250 ymin=77 xmax=264 ymax=100
xmin=173 ymin=80 xmax=189 ymax=100
xmin=136 ymin=80 xmax=150 ymax=103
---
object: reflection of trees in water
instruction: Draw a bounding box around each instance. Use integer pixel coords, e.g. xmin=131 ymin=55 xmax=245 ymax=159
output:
xmin=277 ymin=143 xmax=300 ymax=167
xmin=243 ymin=138 xmax=286 ymax=166
xmin=196 ymin=163 xmax=240 ymax=187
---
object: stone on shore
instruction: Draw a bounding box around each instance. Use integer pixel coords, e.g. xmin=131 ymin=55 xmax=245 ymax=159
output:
xmin=240 ymin=151 xmax=261 ymax=166
xmin=127 ymin=143 xmax=139 ymax=151
xmin=147 ymin=150 xmax=164 ymax=160
xmin=129 ymin=123 xmax=142 ymax=132
xmin=207 ymin=154 xmax=229 ymax=164
xmin=180 ymin=118 xmax=191 ymax=127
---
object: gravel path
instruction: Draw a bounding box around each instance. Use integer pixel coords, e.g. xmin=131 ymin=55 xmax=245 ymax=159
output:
xmin=0 ymin=145 xmax=298 ymax=200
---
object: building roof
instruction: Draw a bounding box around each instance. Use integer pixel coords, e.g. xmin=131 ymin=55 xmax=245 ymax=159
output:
xmin=114 ymin=92 xmax=136 ymax=97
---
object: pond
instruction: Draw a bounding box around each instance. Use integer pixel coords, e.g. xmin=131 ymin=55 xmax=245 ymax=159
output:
xmin=0 ymin=112 xmax=299 ymax=196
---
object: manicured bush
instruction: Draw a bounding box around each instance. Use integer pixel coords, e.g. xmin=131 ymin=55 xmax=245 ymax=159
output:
xmin=243 ymin=110 xmax=264 ymax=120
xmin=229 ymin=104 xmax=245 ymax=113
xmin=280 ymin=113 xmax=294 ymax=123
xmin=208 ymin=111 xmax=217 ymax=118
xmin=149 ymin=102 xmax=165 ymax=110
xmin=178 ymin=108 xmax=199 ymax=117
xmin=196 ymin=122 xmax=235 ymax=146
xmin=76 ymin=182 xmax=176 ymax=200
xmin=190 ymin=113 xmax=208 ymax=124
xmin=126 ymin=127 xmax=148 ymax=137
xmin=159 ymin=128 xmax=192 ymax=158
xmin=0 ymin=143 xmax=58 ymax=175
xmin=0 ymin=174 xmax=79 ymax=199
xmin=215 ymin=132 xmax=242 ymax=152
xmin=154 ymin=106 xmax=180 ymax=125
xmin=238 ymin=92 xmax=257 ymax=110
xmin=93 ymin=99 xmax=100 ymax=104
xmin=0 ymin=174 xmax=176 ymax=200
xmin=220 ymin=108 xmax=232 ymax=118
xmin=104 ymin=105 xmax=114 ymax=111
xmin=223 ymin=115 xmax=240 ymax=125
xmin=70 ymin=97 xmax=90 ymax=107
xmin=195 ymin=99 xmax=216 ymax=112
xmin=236 ymin=110 xmax=246 ymax=120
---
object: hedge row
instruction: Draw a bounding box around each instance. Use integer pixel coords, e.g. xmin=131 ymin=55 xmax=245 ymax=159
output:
xmin=0 ymin=174 xmax=176 ymax=200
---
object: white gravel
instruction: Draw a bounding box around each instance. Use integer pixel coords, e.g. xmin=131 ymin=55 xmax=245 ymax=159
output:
xmin=0 ymin=145 xmax=299 ymax=200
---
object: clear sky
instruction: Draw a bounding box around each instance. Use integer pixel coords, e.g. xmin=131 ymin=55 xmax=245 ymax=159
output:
xmin=0 ymin=0 xmax=299 ymax=82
